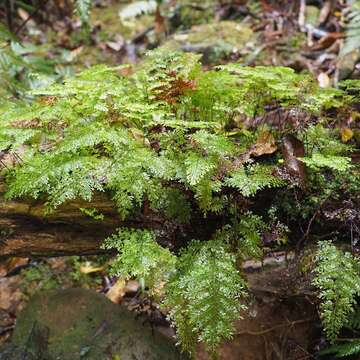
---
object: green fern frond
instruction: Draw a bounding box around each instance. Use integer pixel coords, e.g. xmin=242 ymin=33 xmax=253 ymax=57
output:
xmin=299 ymin=153 xmax=352 ymax=172
xmin=165 ymin=240 xmax=247 ymax=355
xmin=341 ymin=1 xmax=360 ymax=56
xmin=226 ymin=164 xmax=283 ymax=197
xmin=102 ymin=228 xmax=176 ymax=292
xmin=320 ymin=339 xmax=360 ymax=357
xmin=74 ymin=0 xmax=92 ymax=24
xmin=312 ymin=241 xmax=360 ymax=342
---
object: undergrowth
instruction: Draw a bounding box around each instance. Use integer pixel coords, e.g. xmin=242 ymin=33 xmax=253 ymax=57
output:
xmin=0 ymin=49 xmax=360 ymax=357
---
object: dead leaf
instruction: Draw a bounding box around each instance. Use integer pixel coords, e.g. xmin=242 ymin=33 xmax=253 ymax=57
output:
xmin=311 ymin=32 xmax=343 ymax=51
xmin=17 ymin=8 xmax=29 ymax=21
xmin=0 ymin=257 xmax=28 ymax=277
xmin=282 ymin=135 xmax=307 ymax=189
xmin=317 ymin=72 xmax=331 ymax=88
xmin=125 ymin=280 xmax=140 ymax=294
xmin=0 ymin=276 xmax=23 ymax=312
xmin=154 ymin=6 xmax=165 ymax=34
xmin=106 ymin=278 xmax=126 ymax=303
xmin=79 ymin=261 xmax=104 ymax=274
xmin=341 ymin=127 xmax=353 ymax=142
xmin=251 ymin=131 xmax=278 ymax=157
xmin=68 ymin=46 xmax=83 ymax=61
xmin=106 ymin=35 xmax=124 ymax=52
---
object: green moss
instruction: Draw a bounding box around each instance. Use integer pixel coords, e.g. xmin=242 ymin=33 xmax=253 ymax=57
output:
xmin=163 ymin=21 xmax=254 ymax=64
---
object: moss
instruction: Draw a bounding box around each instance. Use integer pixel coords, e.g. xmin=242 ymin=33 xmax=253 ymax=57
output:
xmin=11 ymin=288 xmax=188 ymax=360
xmin=162 ymin=21 xmax=254 ymax=64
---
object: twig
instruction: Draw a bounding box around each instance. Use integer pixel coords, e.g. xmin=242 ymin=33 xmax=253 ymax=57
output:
xmin=235 ymin=318 xmax=315 ymax=336
xmin=298 ymin=0 xmax=306 ymax=32
xmin=15 ymin=0 xmax=50 ymax=35
xmin=296 ymin=196 xmax=330 ymax=252
xmin=5 ymin=0 xmax=13 ymax=32
xmin=0 ymin=324 xmax=15 ymax=335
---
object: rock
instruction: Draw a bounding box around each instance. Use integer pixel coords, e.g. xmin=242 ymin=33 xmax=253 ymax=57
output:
xmin=0 ymin=288 xmax=188 ymax=360
xmin=162 ymin=21 xmax=254 ymax=64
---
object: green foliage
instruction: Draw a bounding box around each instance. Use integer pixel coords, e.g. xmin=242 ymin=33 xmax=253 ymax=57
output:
xmin=4 ymin=51 xmax=320 ymax=216
xmin=74 ymin=0 xmax=92 ymax=25
xmin=320 ymin=307 xmax=360 ymax=358
xmin=340 ymin=1 xmax=360 ymax=57
xmin=312 ymin=241 xmax=360 ymax=343
xmin=226 ymin=164 xmax=284 ymax=197
xmin=79 ymin=207 xmax=104 ymax=220
xmin=299 ymin=153 xmax=352 ymax=172
xmin=320 ymin=339 xmax=360 ymax=358
xmin=299 ymin=125 xmax=353 ymax=172
xmin=102 ymin=228 xmax=176 ymax=292
xmin=214 ymin=211 xmax=265 ymax=259
xmin=164 ymin=239 xmax=247 ymax=356
xmin=1 ymin=50 xmax=360 ymax=356
xmin=103 ymin=227 xmax=248 ymax=356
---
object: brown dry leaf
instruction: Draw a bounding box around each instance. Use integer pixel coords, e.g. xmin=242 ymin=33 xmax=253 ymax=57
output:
xmin=125 ymin=280 xmax=140 ymax=294
xmin=106 ymin=278 xmax=126 ymax=303
xmin=311 ymin=32 xmax=343 ymax=51
xmin=251 ymin=131 xmax=278 ymax=157
xmin=120 ymin=65 xmax=133 ymax=77
xmin=282 ymin=135 xmax=307 ymax=189
xmin=17 ymin=8 xmax=29 ymax=21
xmin=79 ymin=261 xmax=104 ymax=274
xmin=68 ymin=46 xmax=83 ymax=61
xmin=154 ymin=6 xmax=165 ymax=34
xmin=0 ymin=257 xmax=28 ymax=277
xmin=317 ymin=72 xmax=331 ymax=88
xmin=341 ymin=127 xmax=353 ymax=143
xmin=106 ymin=35 xmax=124 ymax=52
xmin=48 ymin=258 xmax=67 ymax=272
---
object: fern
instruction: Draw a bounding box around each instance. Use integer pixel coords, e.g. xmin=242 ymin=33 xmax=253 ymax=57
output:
xmin=340 ymin=1 xmax=360 ymax=57
xmin=312 ymin=241 xmax=360 ymax=343
xmin=320 ymin=307 xmax=360 ymax=358
xmin=102 ymin=228 xmax=176 ymax=293
xmin=164 ymin=239 xmax=247 ymax=356
xmin=320 ymin=339 xmax=360 ymax=358
xmin=1 ymin=50 xmax=360 ymax=356
xmin=299 ymin=153 xmax=352 ymax=172
xmin=226 ymin=164 xmax=284 ymax=197
xmin=74 ymin=0 xmax=92 ymax=25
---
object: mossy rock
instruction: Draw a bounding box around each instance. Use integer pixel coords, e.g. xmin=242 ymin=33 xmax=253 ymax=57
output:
xmin=162 ymin=21 xmax=254 ymax=64
xmin=0 ymin=288 xmax=188 ymax=360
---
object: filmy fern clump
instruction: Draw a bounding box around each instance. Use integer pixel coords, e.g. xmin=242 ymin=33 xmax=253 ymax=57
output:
xmin=312 ymin=241 xmax=360 ymax=343
xmin=0 ymin=49 xmax=359 ymax=356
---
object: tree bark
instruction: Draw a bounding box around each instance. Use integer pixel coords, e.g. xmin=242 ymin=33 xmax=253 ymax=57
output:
xmin=0 ymin=184 xmax=163 ymax=258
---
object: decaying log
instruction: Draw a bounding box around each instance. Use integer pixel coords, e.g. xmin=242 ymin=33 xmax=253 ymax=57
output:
xmin=0 ymin=182 xmax=164 ymax=258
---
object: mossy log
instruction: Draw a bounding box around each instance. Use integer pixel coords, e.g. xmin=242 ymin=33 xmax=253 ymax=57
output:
xmin=0 ymin=184 xmax=165 ymax=258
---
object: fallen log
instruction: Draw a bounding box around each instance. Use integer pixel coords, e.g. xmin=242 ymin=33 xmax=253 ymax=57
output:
xmin=0 ymin=183 xmax=164 ymax=258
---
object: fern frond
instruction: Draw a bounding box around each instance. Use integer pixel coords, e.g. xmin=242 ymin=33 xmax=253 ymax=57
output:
xmin=299 ymin=153 xmax=352 ymax=172
xmin=226 ymin=164 xmax=284 ymax=197
xmin=341 ymin=1 xmax=360 ymax=56
xmin=165 ymin=240 xmax=247 ymax=355
xmin=74 ymin=0 xmax=92 ymax=24
xmin=320 ymin=339 xmax=360 ymax=357
xmin=312 ymin=241 xmax=360 ymax=342
xmin=102 ymin=228 xmax=176 ymax=292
